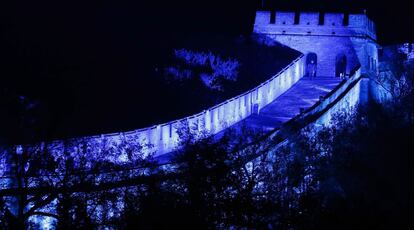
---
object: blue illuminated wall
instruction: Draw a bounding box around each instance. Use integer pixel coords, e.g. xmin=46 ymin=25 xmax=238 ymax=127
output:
xmin=135 ymin=55 xmax=306 ymax=156
xmin=2 ymin=11 xmax=382 ymax=170
xmin=3 ymin=11 xmax=381 ymax=164
xmin=315 ymin=72 xmax=366 ymax=126
xmin=254 ymin=11 xmax=379 ymax=77
xmin=3 ymin=56 xmax=305 ymax=159
xmin=0 ymin=11 xmax=388 ymax=229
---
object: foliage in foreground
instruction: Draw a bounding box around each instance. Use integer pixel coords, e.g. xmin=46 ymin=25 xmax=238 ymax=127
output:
xmin=1 ymin=95 xmax=414 ymax=230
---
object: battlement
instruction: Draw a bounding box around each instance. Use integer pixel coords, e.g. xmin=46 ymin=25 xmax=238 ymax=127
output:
xmin=254 ymin=11 xmax=376 ymax=40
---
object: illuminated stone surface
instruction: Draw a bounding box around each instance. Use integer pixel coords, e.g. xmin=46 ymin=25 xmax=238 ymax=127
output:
xmin=241 ymin=76 xmax=342 ymax=131
xmin=254 ymin=11 xmax=379 ymax=77
xmin=155 ymin=75 xmax=342 ymax=164
xmin=3 ymin=10 xmax=387 ymax=227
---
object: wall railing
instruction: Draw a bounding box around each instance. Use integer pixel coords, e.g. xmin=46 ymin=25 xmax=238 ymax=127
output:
xmin=239 ymin=66 xmax=364 ymax=167
xmin=0 ymin=62 xmax=364 ymax=194
xmin=9 ymin=54 xmax=305 ymax=158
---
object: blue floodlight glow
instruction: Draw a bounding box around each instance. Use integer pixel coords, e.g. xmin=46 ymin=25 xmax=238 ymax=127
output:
xmin=0 ymin=10 xmax=384 ymax=228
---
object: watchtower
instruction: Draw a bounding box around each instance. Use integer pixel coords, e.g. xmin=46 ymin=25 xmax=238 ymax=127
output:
xmin=254 ymin=11 xmax=379 ymax=77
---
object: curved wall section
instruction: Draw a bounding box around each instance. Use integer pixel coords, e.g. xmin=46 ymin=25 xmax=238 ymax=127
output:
xmin=18 ymin=55 xmax=305 ymax=158
xmin=138 ymin=54 xmax=305 ymax=156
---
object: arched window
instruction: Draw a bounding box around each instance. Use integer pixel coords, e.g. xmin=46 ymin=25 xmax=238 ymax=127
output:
xmin=306 ymin=53 xmax=317 ymax=77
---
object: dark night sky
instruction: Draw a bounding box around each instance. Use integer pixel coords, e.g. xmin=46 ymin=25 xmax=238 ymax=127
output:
xmin=0 ymin=0 xmax=413 ymax=143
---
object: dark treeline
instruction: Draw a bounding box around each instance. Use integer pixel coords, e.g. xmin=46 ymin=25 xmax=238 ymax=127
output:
xmin=1 ymin=2 xmax=414 ymax=228
xmin=2 ymin=93 xmax=414 ymax=229
xmin=1 ymin=48 xmax=414 ymax=228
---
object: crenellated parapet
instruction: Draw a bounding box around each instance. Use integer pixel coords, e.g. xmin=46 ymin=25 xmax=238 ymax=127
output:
xmin=254 ymin=11 xmax=377 ymax=40
xmin=254 ymin=11 xmax=379 ymax=77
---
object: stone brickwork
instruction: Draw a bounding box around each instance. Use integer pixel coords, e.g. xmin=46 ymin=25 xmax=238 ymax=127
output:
xmin=254 ymin=11 xmax=379 ymax=77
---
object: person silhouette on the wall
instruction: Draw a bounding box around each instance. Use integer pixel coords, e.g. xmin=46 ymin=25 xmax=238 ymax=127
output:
xmin=308 ymin=60 xmax=316 ymax=80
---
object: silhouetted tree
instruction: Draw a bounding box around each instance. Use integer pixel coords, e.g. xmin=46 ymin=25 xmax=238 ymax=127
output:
xmin=278 ymin=103 xmax=414 ymax=229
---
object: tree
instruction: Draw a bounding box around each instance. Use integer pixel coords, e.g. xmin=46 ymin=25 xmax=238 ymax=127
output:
xmin=280 ymin=103 xmax=414 ymax=229
xmin=376 ymin=45 xmax=414 ymax=104
xmin=0 ymin=134 xmax=153 ymax=228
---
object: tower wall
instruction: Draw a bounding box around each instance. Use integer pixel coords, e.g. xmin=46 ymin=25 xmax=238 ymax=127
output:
xmin=264 ymin=34 xmax=360 ymax=77
xmin=275 ymin=12 xmax=295 ymax=25
xmin=254 ymin=11 xmax=379 ymax=77
xmin=299 ymin=13 xmax=319 ymax=26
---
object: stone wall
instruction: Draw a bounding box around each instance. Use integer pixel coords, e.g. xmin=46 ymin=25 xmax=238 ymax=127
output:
xmin=315 ymin=70 xmax=366 ymax=126
xmin=267 ymin=35 xmax=360 ymax=77
xmin=254 ymin=11 xmax=379 ymax=77
xmin=243 ymin=66 xmax=366 ymax=178
xmin=5 ymin=55 xmax=305 ymax=159
xmin=118 ymin=55 xmax=305 ymax=156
